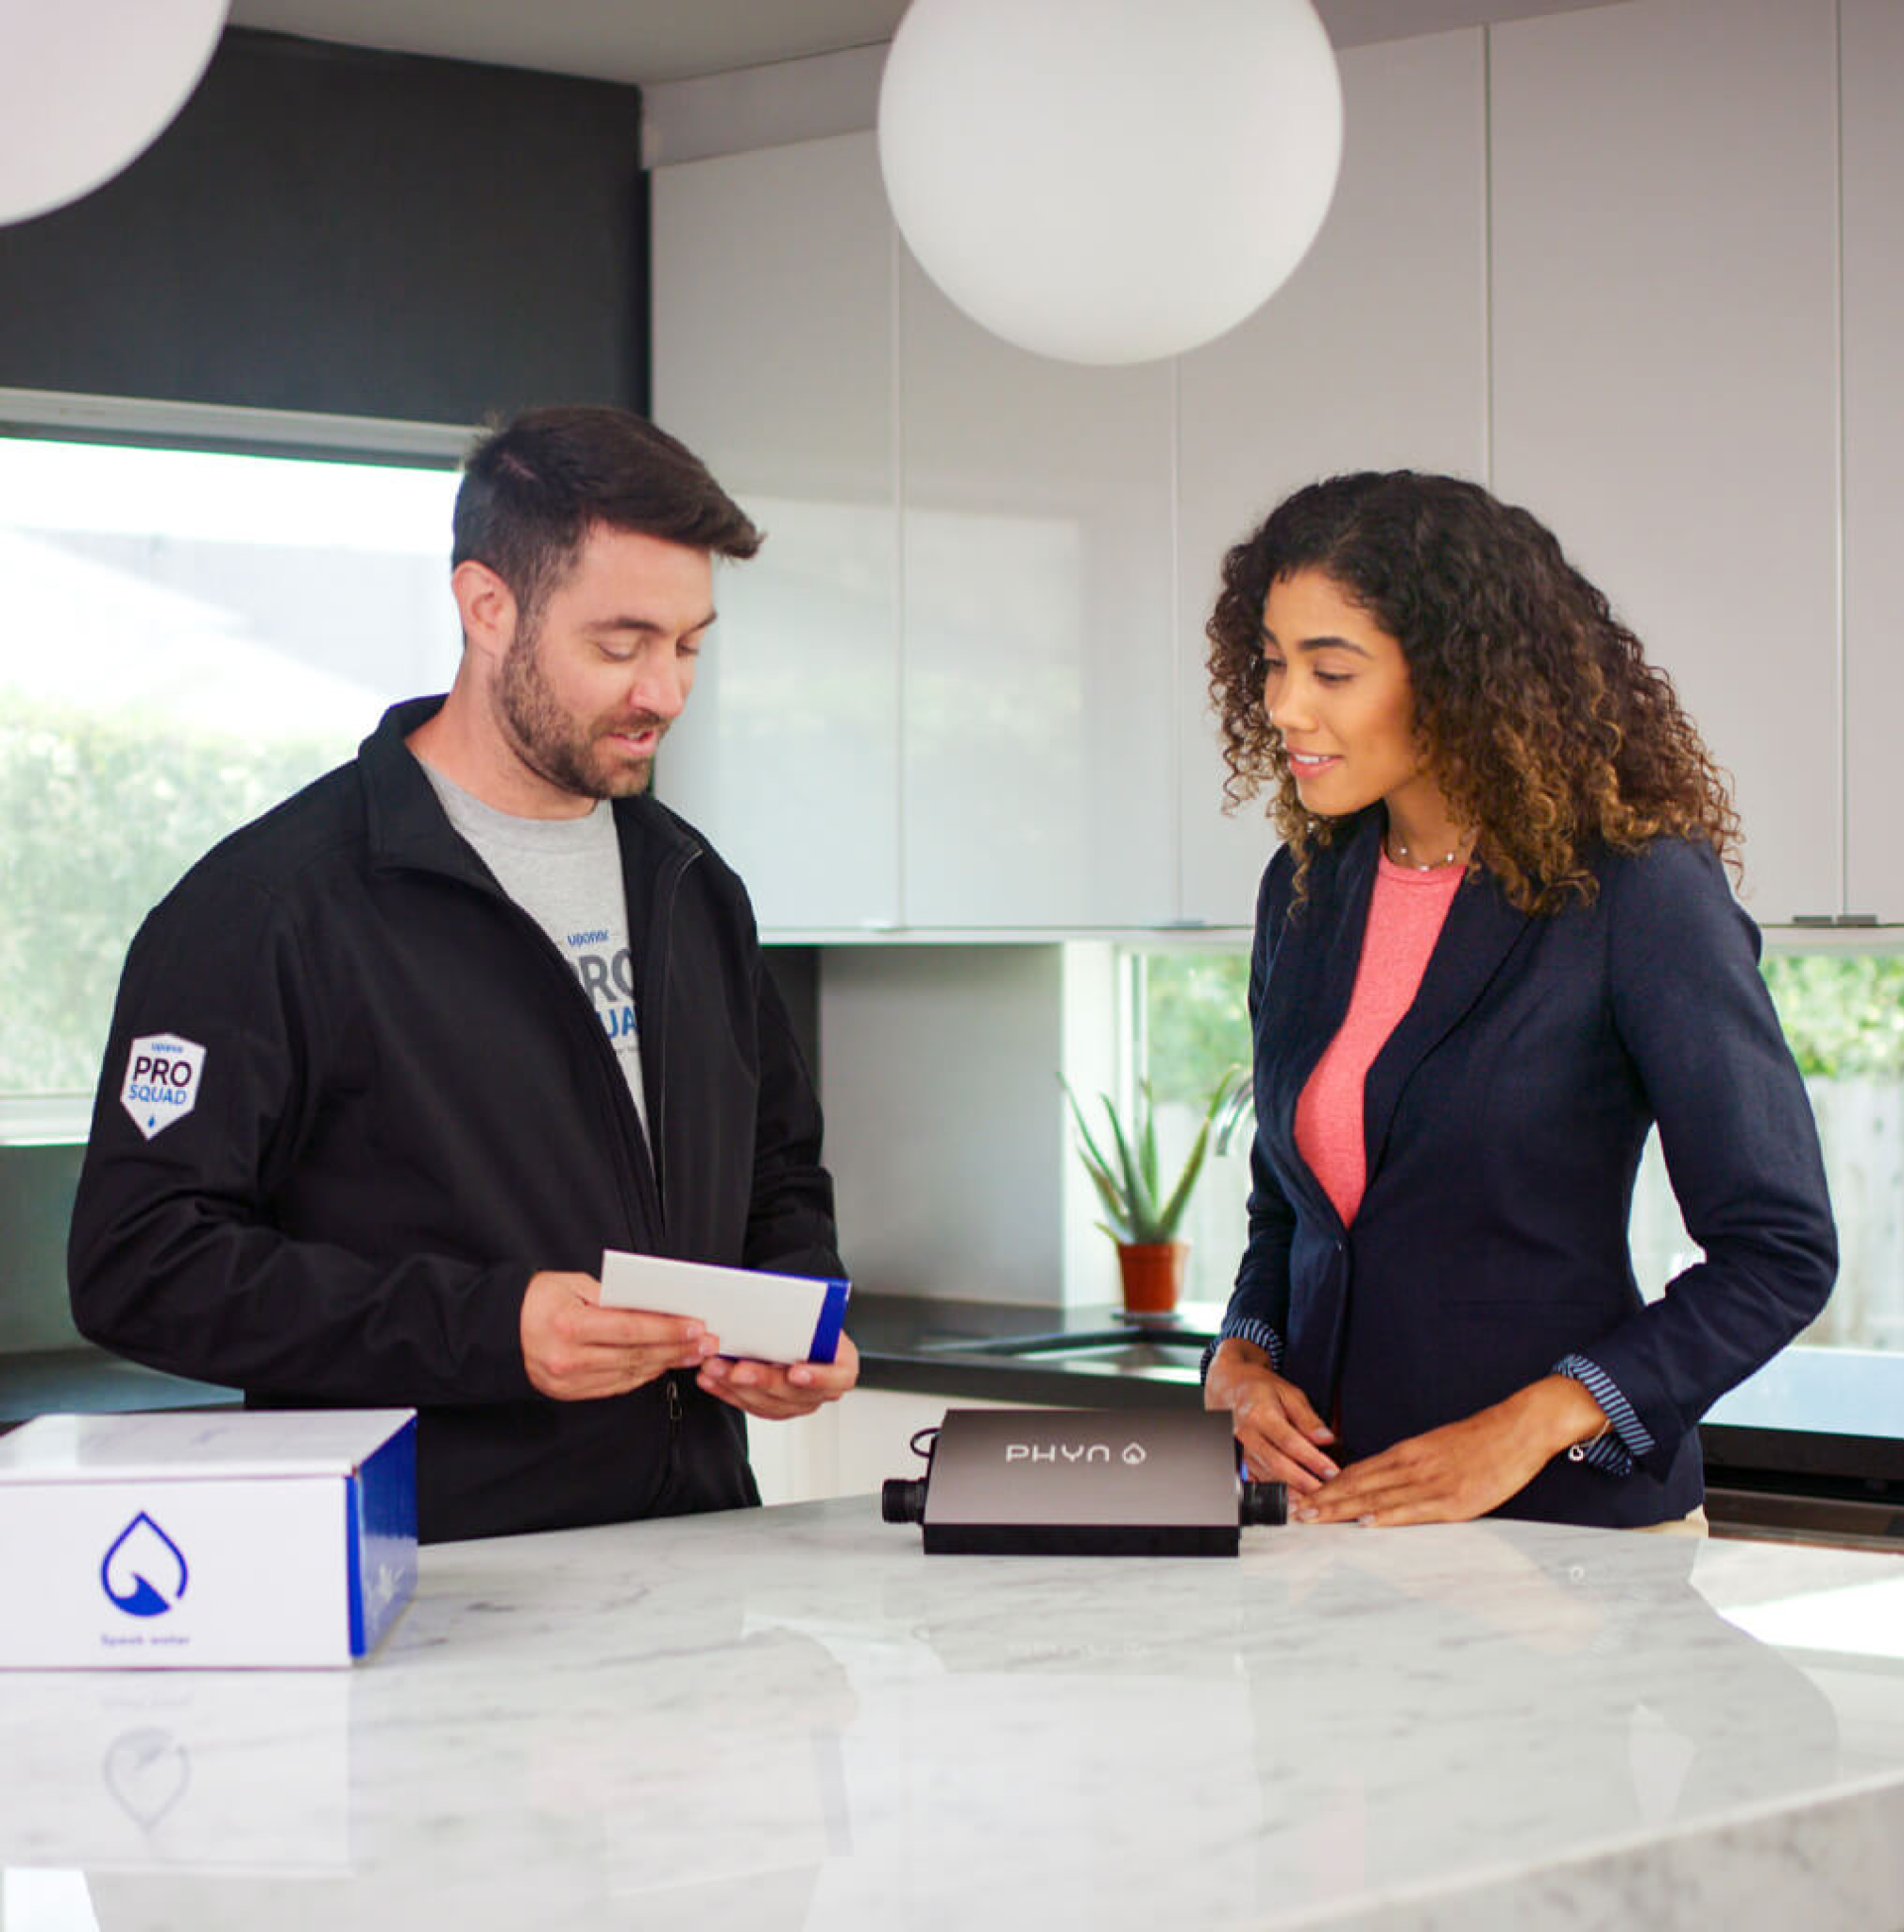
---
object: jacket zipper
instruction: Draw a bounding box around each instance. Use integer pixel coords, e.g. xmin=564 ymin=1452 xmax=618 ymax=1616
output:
xmin=662 ymin=1371 xmax=685 ymax=1489
xmin=644 ymin=843 xmax=699 ymax=1198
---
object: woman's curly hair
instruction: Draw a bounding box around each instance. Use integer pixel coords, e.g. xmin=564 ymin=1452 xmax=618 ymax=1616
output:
xmin=1206 ymin=470 xmax=1739 ymax=914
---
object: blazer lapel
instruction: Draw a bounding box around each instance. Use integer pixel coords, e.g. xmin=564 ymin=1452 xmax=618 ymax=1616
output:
xmin=1362 ymin=866 xmax=1532 ymax=1185
xmin=1258 ymin=815 xmax=1383 ymax=1222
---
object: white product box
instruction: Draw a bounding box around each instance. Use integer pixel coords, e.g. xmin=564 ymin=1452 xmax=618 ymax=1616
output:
xmin=600 ymin=1249 xmax=850 ymax=1364
xmin=0 ymin=1409 xmax=416 ymax=1669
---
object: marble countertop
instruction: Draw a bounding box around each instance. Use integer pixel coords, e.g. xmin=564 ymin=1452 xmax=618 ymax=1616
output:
xmin=5 ymin=1498 xmax=1903 ymax=1931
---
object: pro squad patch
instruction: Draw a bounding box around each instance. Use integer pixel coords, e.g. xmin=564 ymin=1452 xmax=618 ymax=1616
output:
xmin=120 ymin=1034 xmax=207 ymax=1141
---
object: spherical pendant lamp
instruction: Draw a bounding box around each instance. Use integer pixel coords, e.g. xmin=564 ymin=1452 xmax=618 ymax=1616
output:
xmin=878 ymin=0 xmax=1345 ymax=365
xmin=0 ymin=0 xmax=230 ymax=227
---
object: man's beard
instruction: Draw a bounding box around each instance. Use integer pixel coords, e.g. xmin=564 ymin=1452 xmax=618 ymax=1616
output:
xmin=494 ymin=626 xmax=668 ymax=802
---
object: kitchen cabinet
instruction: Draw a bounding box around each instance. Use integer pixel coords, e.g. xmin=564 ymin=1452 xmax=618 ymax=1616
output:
xmin=1175 ymin=26 xmax=1488 ymax=926
xmin=653 ymin=38 xmax=1493 ymax=936
xmin=654 ymin=134 xmax=1182 ymax=932
xmin=650 ymin=134 xmax=902 ymax=932
xmin=654 ymin=7 xmax=1883 ymax=934
xmin=1843 ymin=0 xmax=1904 ymax=923
xmin=1490 ymin=0 xmax=1842 ymax=926
xmin=897 ymin=255 xmax=1178 ymax=927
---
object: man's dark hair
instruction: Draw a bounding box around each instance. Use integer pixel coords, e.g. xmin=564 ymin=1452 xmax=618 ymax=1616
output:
xmin=452 ymin=406 xmax=763 ymax=625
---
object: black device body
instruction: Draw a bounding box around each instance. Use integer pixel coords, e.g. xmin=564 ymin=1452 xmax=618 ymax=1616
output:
xmin=883 ymin=1407 xmax=1285 ymax=1556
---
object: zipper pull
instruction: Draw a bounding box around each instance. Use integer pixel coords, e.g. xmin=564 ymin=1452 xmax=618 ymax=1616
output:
xmin=666 ymin=1375 xmax=682 ymax=1426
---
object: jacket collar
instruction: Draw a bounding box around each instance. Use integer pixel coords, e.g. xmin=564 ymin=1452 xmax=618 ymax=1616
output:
xmin=1261 ymin=810 xmax=1533 ymax=1214
xmin=357 ymin=695 xmax=699 ymax=887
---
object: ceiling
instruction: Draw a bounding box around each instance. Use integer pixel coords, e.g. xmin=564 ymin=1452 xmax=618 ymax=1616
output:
xmin=223 ymin=0 xmax=1620 ymax=89
xmin=225 ymin=0 xmax=912 ymax=87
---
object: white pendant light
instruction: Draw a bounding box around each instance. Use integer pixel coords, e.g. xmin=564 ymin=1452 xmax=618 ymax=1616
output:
xmin=878 ymin=0 xmax=1344 ymax=365
xmin=0 ymin=0 xmax=230 ymax=227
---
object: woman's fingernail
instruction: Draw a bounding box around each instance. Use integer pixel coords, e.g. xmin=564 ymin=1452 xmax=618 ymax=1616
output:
xmin=1296 ymin=1506 xmax=1318 ymax=1522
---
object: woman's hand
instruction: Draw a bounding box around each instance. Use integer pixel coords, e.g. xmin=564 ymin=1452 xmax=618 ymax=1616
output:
xmin=1294 ymin=1375 xmax=1608 ymax=1526
xmin=1203 ymin=1337 xmax=1340 ymax=1496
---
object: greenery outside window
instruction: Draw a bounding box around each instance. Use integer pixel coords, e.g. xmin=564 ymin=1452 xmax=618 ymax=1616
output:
xmin=0 ymin=400 xmax=466 ymax=1139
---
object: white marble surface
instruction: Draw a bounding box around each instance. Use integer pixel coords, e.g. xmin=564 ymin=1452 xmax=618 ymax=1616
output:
xmin=4 ymin=1500 xmax=1904 ymax=1931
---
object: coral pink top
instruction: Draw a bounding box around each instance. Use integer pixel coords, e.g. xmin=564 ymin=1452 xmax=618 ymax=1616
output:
xmin=1294 ymin=853 xmax=1464 ymax=1226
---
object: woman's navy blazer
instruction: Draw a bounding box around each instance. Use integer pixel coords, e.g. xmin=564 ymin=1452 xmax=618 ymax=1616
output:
xmin=1226 ymin=810 xmax=1836 ymax=1527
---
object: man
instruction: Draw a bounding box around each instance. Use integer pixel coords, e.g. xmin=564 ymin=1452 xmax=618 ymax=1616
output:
xmin=68 ymin=406 xmax=858 ymax=1541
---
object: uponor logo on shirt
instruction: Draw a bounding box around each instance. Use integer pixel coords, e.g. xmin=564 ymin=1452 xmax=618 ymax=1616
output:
xmin=120 ymin=1034 xmax=207 ymax=1141
xmin=566 ymin=933 xmax=640 ymax=1045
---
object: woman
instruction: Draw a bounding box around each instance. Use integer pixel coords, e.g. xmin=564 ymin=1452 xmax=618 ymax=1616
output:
xmin=1200 ymin=471 xmax=1834 ymax=1530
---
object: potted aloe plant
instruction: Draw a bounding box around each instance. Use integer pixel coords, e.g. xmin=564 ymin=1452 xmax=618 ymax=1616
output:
xmin=1062 ymin=1067 xmax=1244 ymax=1317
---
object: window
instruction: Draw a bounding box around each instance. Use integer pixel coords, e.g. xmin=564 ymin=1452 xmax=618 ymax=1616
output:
xmin=0 ymin=400 xmax=466 ymax=1137
xmin=1124 ymin=940 xmax=1904 ymax=1356
xmin=1623 ymin=948 xmax=1904 ymax=1356
xmin=1121 ymin=947 xmax=1252 ymax=1307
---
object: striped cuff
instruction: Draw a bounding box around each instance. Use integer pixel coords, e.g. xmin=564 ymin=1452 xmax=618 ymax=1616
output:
xmin=1201 ymin=1317 xmax=1286 ymax=1382
xmin=1552 ymin=1352 xmax=1650 ymax=1476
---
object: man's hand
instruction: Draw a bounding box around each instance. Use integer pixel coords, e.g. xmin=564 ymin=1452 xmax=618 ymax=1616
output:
xmin=520 ymin=1270 xmax=716 ymax=1400
xmin=1294 ymin=1375 xmax=1608 ymax=1526
xmin=697 ymin=1332 xmax=860 ymax=1422
xmin=1203 ymin=1336 xmax=1339 ymax=1495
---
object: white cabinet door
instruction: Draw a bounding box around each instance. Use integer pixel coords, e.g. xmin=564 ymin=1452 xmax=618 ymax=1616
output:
xmin=747 ymin=1403 xmax=843 ymax=1508
xmin=651 ymin=134 xmax=902 ymax=931
xmin=1843 ymin=0 xmax=1904 ymax=924
xmin=1175 ymin=27 xmax=1489 ymax=928
xmin=1490 ymin=0 xmax=1841 ymax=926
xmin=898 ymin=255 xmax=1178 ymax=928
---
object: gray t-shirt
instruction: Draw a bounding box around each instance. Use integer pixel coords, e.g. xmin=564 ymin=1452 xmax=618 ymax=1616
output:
xmin=420 ymin=761 xmax=649 ymax=1137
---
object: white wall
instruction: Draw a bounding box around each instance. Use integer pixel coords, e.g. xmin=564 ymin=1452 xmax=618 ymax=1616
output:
xmin=822 ymin=946 xmax=1059 ymax=1303
xmin=816 ymin=942 xmax=1123 ymax=1306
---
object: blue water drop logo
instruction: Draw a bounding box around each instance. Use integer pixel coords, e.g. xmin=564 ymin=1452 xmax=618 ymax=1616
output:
xmin=101 ymin=1512 xmax=190 ymax=1618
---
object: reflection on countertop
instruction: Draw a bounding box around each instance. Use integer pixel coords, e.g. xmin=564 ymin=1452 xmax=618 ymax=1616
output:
xmin=845 ymin=1294 xmax=1221 ymax=1407
xmin=0 ymin=1347 xmax=240 ymax=1426
xmin=3 ymin=1498 xmax=1902 ymax=1929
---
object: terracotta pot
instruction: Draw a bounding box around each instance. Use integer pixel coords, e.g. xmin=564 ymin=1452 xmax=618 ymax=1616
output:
xmin=1115 ymin=1241 xmax=1188 ymax=1317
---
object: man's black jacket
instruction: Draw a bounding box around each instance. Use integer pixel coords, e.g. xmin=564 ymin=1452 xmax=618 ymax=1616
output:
xmin=69 ymin=698 xmax=842 ymax=1541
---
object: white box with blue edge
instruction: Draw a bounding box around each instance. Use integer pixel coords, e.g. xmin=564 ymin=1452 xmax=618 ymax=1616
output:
xmin=0 ymin=1409 xmax=416 ymax=1669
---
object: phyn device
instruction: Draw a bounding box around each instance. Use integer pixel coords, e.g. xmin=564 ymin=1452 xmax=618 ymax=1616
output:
xmin=882 ymin=1407 xmax=1285 ymax=1556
